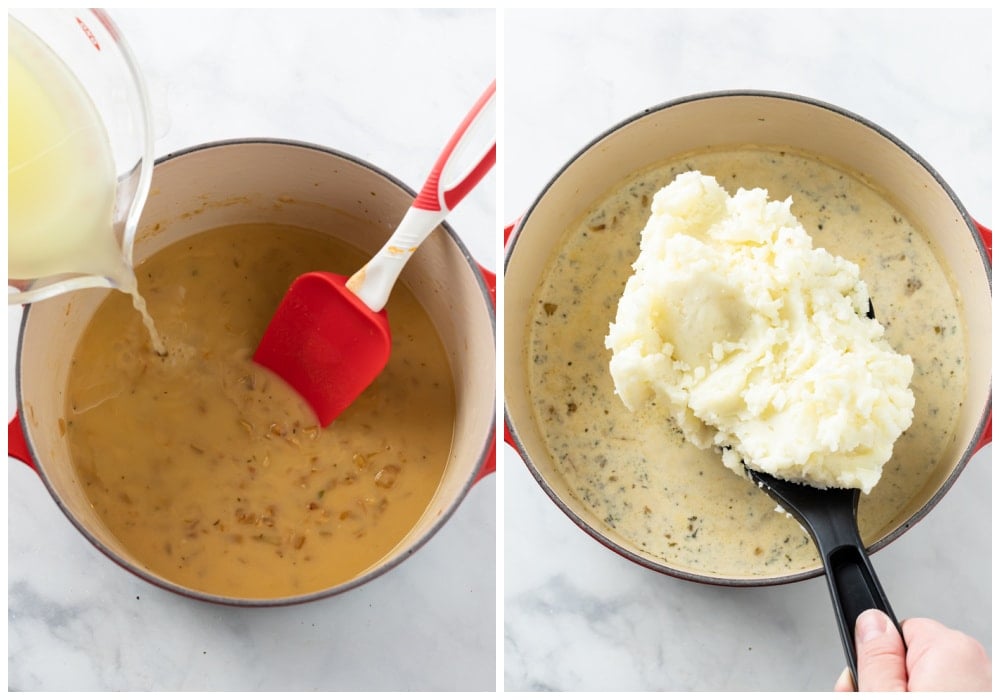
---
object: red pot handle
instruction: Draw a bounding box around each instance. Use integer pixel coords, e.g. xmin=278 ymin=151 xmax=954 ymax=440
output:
xmin=973 ymin=417 xmax=992 ymax=454
xmin=503 ymin=419 xmax=520 ymax=455
xmin=502 ymin=219 xmax=993 ymax=457
xmin=8 ymin=415 xmax=37 ymax=471
xmin=500 ymin=224 xmax=528 ymax=463
xmin=973 ymin=219 xmax=992 ymax=262
xmin=475 ymin=433 xmax=497 ymax=484
xmin=972 ymin=219 xmax=991 ymax=453
xmin=478 ymin=264 xmax=496 ymax=309
xmin=472 ymin=263 xmax=497 ymax=484
xmin=7 ymin=266 xmax=502 ymax=485
xmin=504 ymin=221 xmax=519 ymax=247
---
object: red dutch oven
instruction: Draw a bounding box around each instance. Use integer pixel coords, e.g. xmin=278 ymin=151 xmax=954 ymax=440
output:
xmin=504 ymin=91 xmax=991 ymax=586
xmin=9 ymin=139 xmax=496 ymax=606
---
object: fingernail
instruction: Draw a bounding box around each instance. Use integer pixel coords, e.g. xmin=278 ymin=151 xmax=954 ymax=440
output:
xmin=856 ymin=609 xmax=889 ymax=643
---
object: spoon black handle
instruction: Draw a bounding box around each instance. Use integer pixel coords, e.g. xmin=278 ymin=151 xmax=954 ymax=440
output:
xmin=747 ymin=472 xmax=904 ymax=689
xmin=813 ymin=505 xmax=902 ymax=690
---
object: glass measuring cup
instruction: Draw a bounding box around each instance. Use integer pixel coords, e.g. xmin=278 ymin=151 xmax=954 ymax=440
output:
xmin=8 ymin=8 xmax=153 ymax=305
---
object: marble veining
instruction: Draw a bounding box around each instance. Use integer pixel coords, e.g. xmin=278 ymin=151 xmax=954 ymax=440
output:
xmin=6 ymin=7 xmax=993 ymax=694
xmin=503 ymin=8 xmax=990 ymax=692
xmin=7 ymin=8 xmax=495 ymax=692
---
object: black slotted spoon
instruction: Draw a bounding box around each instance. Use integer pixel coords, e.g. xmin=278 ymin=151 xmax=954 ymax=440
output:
xmin=746 ymin=469 xmax=903 ymax=690
xmin=743 ymin=300 xmax=902 ymax=690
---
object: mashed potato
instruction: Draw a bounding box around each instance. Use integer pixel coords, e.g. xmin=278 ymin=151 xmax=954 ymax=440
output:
xmin=605 ymin=171 xmax=914 ymax=493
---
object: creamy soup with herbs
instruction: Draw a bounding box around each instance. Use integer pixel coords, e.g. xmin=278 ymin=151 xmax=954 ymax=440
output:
xmin=65 ymin=223 xmax=455 ymax=599
xmin=526 ymin=146 xmax=966 ymax=578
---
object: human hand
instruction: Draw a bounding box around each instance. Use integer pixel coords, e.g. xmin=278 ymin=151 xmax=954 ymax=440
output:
xmin=834 ymin=609 xmax=991 ymax=691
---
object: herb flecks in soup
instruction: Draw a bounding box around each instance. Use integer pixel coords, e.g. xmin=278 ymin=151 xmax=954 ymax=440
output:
xmin=526 ymin=147 xmax=966 ymax=578
xmin=65 ymin=224 xmax=455 ymax=599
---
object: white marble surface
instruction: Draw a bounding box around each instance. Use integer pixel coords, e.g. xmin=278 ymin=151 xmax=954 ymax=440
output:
xmin=503 ymin=8 xmax=991 ymax=692
xmin=7 ymin=9 xmax=496 ymax=691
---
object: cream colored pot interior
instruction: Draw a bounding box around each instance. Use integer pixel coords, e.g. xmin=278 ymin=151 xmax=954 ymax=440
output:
xmin=505 ymin=93 xmax=990 ymax=582
xmin=17 ymin=140 xmax=495 ymax=602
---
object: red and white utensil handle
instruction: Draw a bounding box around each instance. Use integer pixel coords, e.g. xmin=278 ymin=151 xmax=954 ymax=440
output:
xmin=347 ymin=80 xmax=496 ymax=312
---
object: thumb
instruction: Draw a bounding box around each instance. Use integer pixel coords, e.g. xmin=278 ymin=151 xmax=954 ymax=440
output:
xmin=854 ymin=609 xmax=907 ymax=692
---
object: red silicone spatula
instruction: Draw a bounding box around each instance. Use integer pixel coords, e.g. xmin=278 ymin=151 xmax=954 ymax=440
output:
xmin=254 ymin=80 xmax=496 ymax=426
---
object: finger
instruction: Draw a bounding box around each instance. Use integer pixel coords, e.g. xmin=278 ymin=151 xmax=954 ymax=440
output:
xmin=854 ymin=609 xmax=908 ymax=692
xmin=901 ymin=618 xmax=992 ymax=691
xmin=900 ymin=616 xmax=951 ymax=645
xmin=833 ymin=666 xmax=855 ymax=692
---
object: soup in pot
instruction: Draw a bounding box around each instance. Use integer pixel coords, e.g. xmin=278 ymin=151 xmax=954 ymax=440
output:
xmin=64 ymin=223 xmax=455 ymax=599
xmin=525 ymin=146 xmax=967 ymax=578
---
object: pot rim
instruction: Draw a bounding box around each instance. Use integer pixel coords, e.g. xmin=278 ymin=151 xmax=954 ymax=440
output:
xmin=15 ymin=137 xmax=497 ymax=607
xmin=507 ymin=89 xmax=991 ymax=272
xmin=504 ymin=89 xmax=992 ymax=587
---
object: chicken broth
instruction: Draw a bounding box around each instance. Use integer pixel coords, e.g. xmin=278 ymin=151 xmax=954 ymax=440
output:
xmin=65 ymin=223 xmax=455 ymax=598
xmin=526 ymin=146 xmax=967 ymax=578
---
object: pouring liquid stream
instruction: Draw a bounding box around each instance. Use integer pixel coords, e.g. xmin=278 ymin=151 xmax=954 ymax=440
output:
xmin=8 ymin=16 xmax=166 ymax=356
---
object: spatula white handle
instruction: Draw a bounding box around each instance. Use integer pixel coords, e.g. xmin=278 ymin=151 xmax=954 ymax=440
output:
xmin=348 ymin=80 xmax=496 ymax=312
